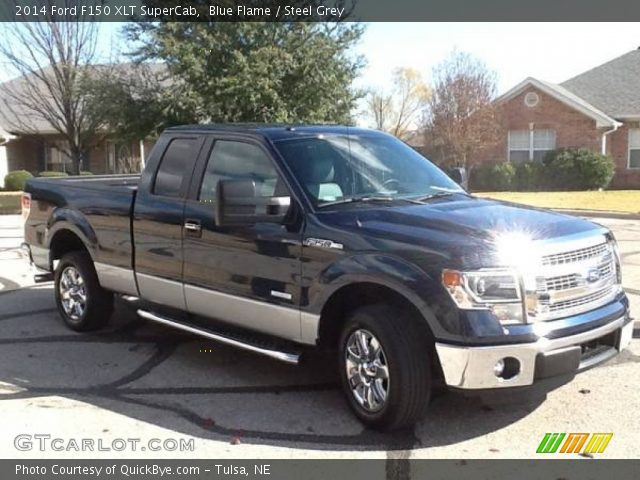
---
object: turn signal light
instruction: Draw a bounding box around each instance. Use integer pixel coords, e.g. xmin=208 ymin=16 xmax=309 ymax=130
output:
xmin=442 ymin=269 xmax=462 ymax=287
xmin=21 ymin=193 xmax=31 ymax=220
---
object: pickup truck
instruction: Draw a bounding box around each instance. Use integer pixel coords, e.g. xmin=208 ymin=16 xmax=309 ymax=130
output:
xmin=22 ymin=125 xmax=633 ymax=430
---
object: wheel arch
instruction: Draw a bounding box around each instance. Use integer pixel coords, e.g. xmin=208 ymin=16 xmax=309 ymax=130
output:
xmin=47 ymin=224 xmax=94 ymax=270
xmin=316 ymin=281 xmax=444 ymax=380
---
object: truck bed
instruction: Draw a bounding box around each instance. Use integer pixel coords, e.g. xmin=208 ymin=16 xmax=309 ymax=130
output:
xmin=25 ymin=174 xmax=141 ymax=272
xmin=30 ymin=173 xmax=140 ymax=192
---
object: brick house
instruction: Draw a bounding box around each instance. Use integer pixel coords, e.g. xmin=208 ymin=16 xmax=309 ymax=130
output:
xmin=0 ymin=63 xmax=163 ymax=188
xmin=487 ymin=49 xmax=640 ymax=188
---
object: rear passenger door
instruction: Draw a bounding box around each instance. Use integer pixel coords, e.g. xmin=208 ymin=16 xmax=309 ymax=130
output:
xmin=133 ymin=134 xmax=204 ymax=310
xmin=181 ymin=135 xmax=304 ymax=341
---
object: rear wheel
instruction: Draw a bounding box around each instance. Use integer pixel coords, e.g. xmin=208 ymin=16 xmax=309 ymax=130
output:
xmin=338 ymin=304 xmax=432 ymax=430
xmin=54 ymin=251 xmax=113 ymax=331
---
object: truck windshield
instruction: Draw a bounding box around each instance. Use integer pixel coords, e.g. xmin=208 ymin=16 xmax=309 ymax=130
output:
xmin=275 ymin=132 xmax=465 ymax=208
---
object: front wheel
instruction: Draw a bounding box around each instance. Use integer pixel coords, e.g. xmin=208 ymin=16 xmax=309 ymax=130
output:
xmin=339 ymin=304 xmax=432 ymax=430
xmin=54 ymin=251 xmax=114 ymax=331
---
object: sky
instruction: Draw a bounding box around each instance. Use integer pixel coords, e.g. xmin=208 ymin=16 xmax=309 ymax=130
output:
xmin=1 ymin=22 xmax=639 ymax=107
xmin=3 ymin=22 xmax=639 ymax=90
xmin=355 ymin=23 xmax=640 ymax=93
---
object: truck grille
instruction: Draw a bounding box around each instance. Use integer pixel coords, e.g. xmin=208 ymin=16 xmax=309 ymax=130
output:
xmin=539 ymin=259 xmax=614 ymax=292
xmin=546 ymin=285 xmax=616 ymax=313
xmin=541 ymin=242 xmax=609 ymax=266
xmin=527 ymin=237 xmax=619 ymax=321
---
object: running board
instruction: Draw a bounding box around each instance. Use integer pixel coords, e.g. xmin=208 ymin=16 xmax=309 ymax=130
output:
xmin=136 ymin=309 xmax=301 ymax=364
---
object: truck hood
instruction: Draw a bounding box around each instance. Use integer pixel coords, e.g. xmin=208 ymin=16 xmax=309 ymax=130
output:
xmin=316 ymin=195 xmax=606 ymax=268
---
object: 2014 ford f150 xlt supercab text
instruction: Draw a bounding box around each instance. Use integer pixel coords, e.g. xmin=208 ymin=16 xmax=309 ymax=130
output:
xmin=22 ymin=125 xmax=633 ymax=430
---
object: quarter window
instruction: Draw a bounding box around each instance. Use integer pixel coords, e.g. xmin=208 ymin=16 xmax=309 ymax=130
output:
xmin=508 ymin=129 xmax=556 ymax=162
xmin=199 ymin=141 xmax=280 ymax=203
xmin=629 ymin=129 xmax=640 ymax=169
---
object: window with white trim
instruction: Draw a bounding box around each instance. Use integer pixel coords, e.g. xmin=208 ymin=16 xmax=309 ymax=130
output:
xmin=629 ymin=129 xmax=640 ymax=169
xmin=508 ymin=129 xmax=556 ymax=163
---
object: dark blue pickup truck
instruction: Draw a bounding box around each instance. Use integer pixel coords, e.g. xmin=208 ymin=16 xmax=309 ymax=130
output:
xmin=22 ymin=125 xmax=633 ymax=430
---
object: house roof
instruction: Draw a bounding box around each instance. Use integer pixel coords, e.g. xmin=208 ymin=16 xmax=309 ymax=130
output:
xmin=495 ymin=76 xmax=620 ymax=128
xmin=0 ymin=62 xmax=168 ymax=135
xmin=561 ymin=49 xmax=640 ymax=120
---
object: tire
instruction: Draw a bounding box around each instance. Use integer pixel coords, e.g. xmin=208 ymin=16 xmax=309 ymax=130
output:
xmin=338 ymin=304 xmax=432 ymax=430
xmin=54 ymin=251 xmax=114 ymax=332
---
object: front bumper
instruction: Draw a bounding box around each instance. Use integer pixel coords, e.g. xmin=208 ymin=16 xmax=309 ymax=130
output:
xmin=20 ymin=242 xmax=33 ymax=264
xmin=436 ymin=314 xmax=634 ymax=389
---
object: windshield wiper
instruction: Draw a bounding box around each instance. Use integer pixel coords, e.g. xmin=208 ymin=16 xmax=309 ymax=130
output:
xmin=318 ymin=195 xmax=423 ymax=208
xmin=412 ymin=191 xmax=458 ymax=202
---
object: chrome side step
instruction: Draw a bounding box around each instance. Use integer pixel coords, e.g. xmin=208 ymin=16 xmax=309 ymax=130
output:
xmin=137 ymin=309 xmax=301 ymax=364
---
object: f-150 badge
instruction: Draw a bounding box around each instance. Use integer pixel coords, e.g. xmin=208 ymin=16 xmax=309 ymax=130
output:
xmin=303 ymin=238 xmax=344 ymax=250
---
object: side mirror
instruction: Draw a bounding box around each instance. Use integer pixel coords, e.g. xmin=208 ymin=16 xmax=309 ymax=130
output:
xmin=215 ymin=179 xmax=291 ymax=226
xmin=448 ymin=167 xmax=469 ymax=190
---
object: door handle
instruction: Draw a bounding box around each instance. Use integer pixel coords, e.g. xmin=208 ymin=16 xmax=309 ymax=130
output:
xmin=184 ymin=220 xmax=202 ymax=236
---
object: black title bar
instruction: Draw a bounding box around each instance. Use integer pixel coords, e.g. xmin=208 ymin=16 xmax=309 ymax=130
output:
xmin=3 ymin=0 xmax=640 ymax=22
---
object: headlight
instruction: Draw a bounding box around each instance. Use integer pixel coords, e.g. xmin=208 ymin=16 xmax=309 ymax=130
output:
xmin=442 ymin=268 xmax=524 ymax=324
xmin=607 ymin=235 xmax=622 ymax=286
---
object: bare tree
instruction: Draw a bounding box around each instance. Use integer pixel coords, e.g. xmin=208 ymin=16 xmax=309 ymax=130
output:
xmin=367 ymin=90 xmax=394 ymax=132
xmin=422 ymin=51 xmax=501 ymax=168
xmin=365 ymin=67 xmax=430 ymax=140
xmin=0 ymin=5 xmax=100 ymax=174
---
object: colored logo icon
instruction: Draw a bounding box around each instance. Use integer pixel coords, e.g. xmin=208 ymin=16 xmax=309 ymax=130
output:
xmin=536 ymin=433 xmax=613 ymax=454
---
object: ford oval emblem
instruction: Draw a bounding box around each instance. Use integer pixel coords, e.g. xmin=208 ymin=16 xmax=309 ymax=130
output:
xmin=586 ymin=267 xmax=601 ymax=283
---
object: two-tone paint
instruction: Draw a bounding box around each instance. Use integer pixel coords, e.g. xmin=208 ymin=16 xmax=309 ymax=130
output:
xmin=23 ymin=125 xmax=631 ymax=361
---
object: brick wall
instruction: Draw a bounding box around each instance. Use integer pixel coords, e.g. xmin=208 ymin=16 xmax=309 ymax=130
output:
xmin=480 ymin=86 xmax=640 ymax=188
xmin=6 ymin=137 xmax=44 ymax=173
xmin=482 ymin=86 xmax=602 ymax=161
xmin=607 ymin=122 xmax=640 ymax=188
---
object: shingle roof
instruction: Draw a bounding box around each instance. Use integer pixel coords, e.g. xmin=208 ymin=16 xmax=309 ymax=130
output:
xmin=0 ymin=62 xmax=168 ymax=134
xmin=561 ymin=49 xmax=640 ymax=119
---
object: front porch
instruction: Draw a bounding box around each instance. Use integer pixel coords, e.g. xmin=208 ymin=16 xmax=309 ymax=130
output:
xmin=0 ymin=134 xmax=155 ymax=187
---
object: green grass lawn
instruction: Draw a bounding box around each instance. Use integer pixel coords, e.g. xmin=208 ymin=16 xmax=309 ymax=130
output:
xmin=475 ymin=190 xmax=640 ymax=214
xmin=0 ymin=191 xmax=22 ymax=214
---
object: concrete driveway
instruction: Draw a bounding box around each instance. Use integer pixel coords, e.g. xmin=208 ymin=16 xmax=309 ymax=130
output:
xmin=0 ymin=214 xmax=638 ymax=459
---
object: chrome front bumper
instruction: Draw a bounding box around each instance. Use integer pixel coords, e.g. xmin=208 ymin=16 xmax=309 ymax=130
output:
xmin=435 ymin=315 xmax=633 ymax=389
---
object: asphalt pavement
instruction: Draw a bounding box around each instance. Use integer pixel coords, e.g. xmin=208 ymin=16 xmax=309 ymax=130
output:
xmin=0 ymin=214 xmax=638 ymax=459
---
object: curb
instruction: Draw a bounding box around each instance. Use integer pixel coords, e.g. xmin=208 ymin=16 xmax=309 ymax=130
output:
xmin=552 ymin=209 xmax=640 ymax=220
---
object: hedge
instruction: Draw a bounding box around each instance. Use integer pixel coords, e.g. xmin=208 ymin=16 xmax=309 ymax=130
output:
xmin=37 ymin=171 xmax=93 ymax=177
xmin=38 ymin=171 xmax=69 ymax=177
xmin=0 ymin=192 xmax=22 ymax=214
xmin=4 ymin=170 xmax=33 ymax=191
xmin=471 ymin=149 xmax=615 ymax=192
xmin=469 ymin=163 xmax=515 ymax=191
xmin=543 ymin=148 xmax=615 ymax=190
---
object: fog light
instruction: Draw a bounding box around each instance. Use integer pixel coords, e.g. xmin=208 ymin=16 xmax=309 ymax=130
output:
xmin=490 ymin=303 xmax=524 ymax=324
xmin=494 ymin=357 xmax=521 ymax=380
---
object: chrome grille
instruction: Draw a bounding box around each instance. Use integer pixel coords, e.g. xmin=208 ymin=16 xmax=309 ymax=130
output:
xmin=541 ymin=242 xmax=608 ymax=266
xmin=527 ymin=237 xmax=619 ymax=321
xmin=538 ymin=256 xmax=614 ymax=292
xmin=545 ymin=285 xmax=616 ymax=313
xmin=540 ymin=273 xmax=579 ymax=292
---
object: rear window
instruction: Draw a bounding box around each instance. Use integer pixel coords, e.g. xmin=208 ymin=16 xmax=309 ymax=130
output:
xmin=154 ymin=138 xmax=198 ymax=197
